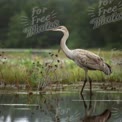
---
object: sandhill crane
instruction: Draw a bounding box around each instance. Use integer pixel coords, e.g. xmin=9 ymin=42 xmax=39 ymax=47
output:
xmin=48 ymin=26 xmax=112 ymax=95
xmin=80 ymin=94 xmax=111 ymax=122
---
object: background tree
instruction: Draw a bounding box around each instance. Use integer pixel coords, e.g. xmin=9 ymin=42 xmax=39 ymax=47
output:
xmin=0 ymin=0 xmax=121 ymax=49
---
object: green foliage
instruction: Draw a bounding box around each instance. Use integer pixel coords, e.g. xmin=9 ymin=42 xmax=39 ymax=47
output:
xmin=0 ymin=50 xmax=122 ymax=91
xmin=0 ymin=0 xmax=121 ymax=49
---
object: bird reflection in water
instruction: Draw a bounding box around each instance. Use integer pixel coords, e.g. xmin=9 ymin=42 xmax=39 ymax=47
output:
xmin=80 ymin=94 xmax=111 ymax=122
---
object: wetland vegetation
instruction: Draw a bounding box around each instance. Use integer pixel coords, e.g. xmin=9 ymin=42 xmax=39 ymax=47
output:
xmin=0 ymin=49 xmax=122 ymax=92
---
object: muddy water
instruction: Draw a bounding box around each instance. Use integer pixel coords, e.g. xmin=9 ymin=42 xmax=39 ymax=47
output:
xmin=0 ymin=91 xmax=122 ymax=122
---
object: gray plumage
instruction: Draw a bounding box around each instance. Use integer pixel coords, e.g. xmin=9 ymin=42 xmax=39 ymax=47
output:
xmin=49 ymin=26 xmax=112 ymax=94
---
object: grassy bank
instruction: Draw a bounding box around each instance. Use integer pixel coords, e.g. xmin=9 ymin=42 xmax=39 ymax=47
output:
xmin=0 ymin=49 xmax=122 ymax=90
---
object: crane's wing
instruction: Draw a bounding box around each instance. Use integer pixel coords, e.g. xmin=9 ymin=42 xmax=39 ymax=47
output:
xmin=73 ymin=49 xmax=103 ymax=70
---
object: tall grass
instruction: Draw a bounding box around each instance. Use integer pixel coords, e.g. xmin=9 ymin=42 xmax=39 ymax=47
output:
xmin=0 ymin=49 xmax=122 ymax=90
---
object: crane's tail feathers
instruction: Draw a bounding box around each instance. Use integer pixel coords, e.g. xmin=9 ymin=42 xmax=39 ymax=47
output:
xmin=103 ymin=63 xmax=112 ymax=75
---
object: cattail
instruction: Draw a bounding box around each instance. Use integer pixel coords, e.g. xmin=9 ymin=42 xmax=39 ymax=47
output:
xmin=40 ymin=71 xmax=43 ymax=74
xmin=51 ymin=54 xmax=54 ymax=57
xmin=48 ymin=65 xmax=52 ymax=68
xmin=55 ymin=54 xmax=58 ymax=57
xmin=57 ymin=60 xmax=60 ymax=63
xmin=37 ymin=61 xmax=40 ymax=64
xmin=55 ymin=65 xmax=58 ymax=68
xmin=45 ymin=62 xmax=48 ymax=66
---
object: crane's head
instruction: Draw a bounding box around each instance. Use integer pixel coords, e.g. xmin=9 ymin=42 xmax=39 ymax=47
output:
xmin=47 ymin=26 xmax=69 ymax=53
xmin=48 ymin=26 xmax=68 ymax=33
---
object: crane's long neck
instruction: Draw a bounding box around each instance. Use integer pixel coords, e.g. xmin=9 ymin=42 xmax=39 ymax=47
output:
xmin=60 ymin=31 xmax=72 ymax=59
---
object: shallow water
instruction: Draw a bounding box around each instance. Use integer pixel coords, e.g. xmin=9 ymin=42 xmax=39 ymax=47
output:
xmin=0 ymin=91 xmax=122 ymax=122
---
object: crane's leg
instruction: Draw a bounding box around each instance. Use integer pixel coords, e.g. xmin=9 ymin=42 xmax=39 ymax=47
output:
xmin=80 ymin=79 xmax=87 ymax=95
xmin=80 ymin=70 xmax=88 ymax=95
xmin=89 ymin=77 xmax=93 ymax=96
xmin=81 ymin=94 xmax=87 ymax=109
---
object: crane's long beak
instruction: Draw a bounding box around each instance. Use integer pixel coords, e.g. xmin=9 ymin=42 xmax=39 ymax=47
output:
xmin=46 ymin=26 xmax=60 ymax=31
xmin=46 ymin=28 xmax=53 ymax=31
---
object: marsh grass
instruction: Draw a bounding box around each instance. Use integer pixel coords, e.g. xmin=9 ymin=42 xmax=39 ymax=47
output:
xmin=0 ymin=49 xmax=122 ymax=90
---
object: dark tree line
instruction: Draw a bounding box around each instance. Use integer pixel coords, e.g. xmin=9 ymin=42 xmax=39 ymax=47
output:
xmin=0 ymin=0 xmax=122 ymax=49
